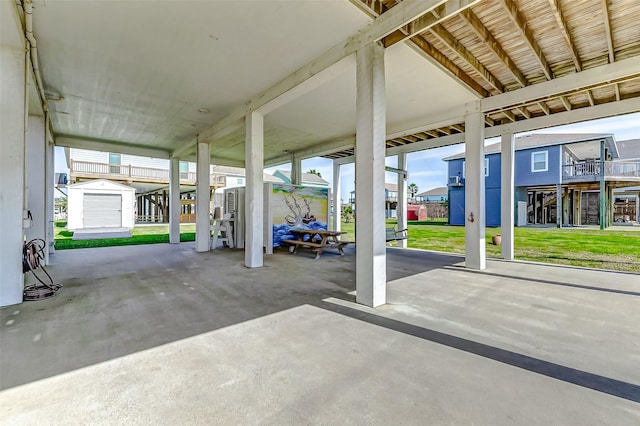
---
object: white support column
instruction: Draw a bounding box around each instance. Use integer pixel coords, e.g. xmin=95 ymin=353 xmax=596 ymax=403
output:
xmin=45 ymin=116 xmax=54 ymax=264
xmin=195 ymin=142 xmax=210 ymax=252
xmin=500 ymin=132 xmax=514 ymax=260
xmin=332 ymin=161 xmax=341 ymax=232
xmin=355 ymin=42 xmax=386 ymax=307
xmin=169 ymin=157 xmax=181 ymax=244
xmin=0 ymin=44 xmax=26 ymax=306
xmin=245 ymin=111 xmax=264 ymax=268
xmin=464 ymin=103 xmax=486 ymax=270
xmin=397 ymin=153 xmax=408 ymax=249
xmin=25 ymin=116 xmax=46 ymax=248
xmin=556 ymin=184 xmax=563 ymax=229
xmin=291 ymin=153 xmax=302 ymax=186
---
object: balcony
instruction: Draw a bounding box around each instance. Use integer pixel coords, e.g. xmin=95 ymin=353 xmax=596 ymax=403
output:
xmin=562 ymin=160 xmax=640 ymax=183
xmin=70 ymin=160 xmax=227 ymax=187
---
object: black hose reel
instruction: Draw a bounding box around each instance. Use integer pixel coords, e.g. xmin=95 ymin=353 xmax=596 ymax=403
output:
xmin=22 ymin=239 xmax=62 ymax=301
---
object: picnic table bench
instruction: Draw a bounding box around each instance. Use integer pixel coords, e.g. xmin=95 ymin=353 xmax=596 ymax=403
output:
xmin=282 ymin=229 xmax=349 ymax=259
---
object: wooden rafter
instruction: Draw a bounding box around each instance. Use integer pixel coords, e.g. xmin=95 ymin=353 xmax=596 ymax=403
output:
xmin=515 ymin=106 xmax=531 ymax=119
xmin=429 ymin=23 xmax=505 ymax=93
xmin=503 ymin=110 xmax=516 ymax=122
xmin=559 ymin=95 xmax=572 ymax=111
xmin=586 ymin=90 xmax=595 ymax=106
xmin=600 ymin=0 xmax=615 ymax=63
xmin=547 ymin=0 xmax=582 ymax=71
xmin=459 ymin=9 xmax=528 ymax=88
xmin=437 ymin=127 xmax=451 ymax=135
xmin=410 ymin=36 xmax=489 ymax=97
xmin=450 ymin=124 xmax=465 ymax=133
xmin=537 ymin=101 xmax=550 ymax=115
xmin=499 ymin=0 xmax=554 ymax=80
xmin=485 ymin=116 xmax=495 ymax=126
xmin=615 ymin=83 xmax=621 ymax=101
xmin=425 ymin=130 xmax=439 ymax=138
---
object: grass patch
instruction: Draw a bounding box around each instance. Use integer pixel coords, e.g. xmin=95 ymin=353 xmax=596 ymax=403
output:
xmin=338 ymin=219 xmax=640 ymax=273
xmin=54 ymin=221 xmax=196 ymax=250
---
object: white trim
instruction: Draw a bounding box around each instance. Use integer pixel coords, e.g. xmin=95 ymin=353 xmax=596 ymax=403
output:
xmin=531 ymin=150 xmax=549 ymax=172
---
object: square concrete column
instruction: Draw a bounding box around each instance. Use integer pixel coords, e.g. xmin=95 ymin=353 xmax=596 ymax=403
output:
xmin=245 ymin=111 xmax=264 ymax=268
xmin=464 ymin=103 xmax=486 ymax=270
xmin=500 ymin=132 xmax=514 ymax=260
xmin=397 ymin=153 xmax=408 ymax=249
xmin=291 ymin=153 xmax=302 ymax=186
xmin=45 ymin=119 xmax=55 ymax=264
xmin=25 ymin=116 xmax=47 ymax=264
xmin=195 ymin=142 xmax=210 ymax=252
xmin=355 ymin=42 xmax=386 ymax=307
xmin=169 ymin=157 xmax=181 ymax=244
xmin=0 ymin=46 xmax=26 ymax=306
xmin=332 ymin=161 xmax=341 ymax=232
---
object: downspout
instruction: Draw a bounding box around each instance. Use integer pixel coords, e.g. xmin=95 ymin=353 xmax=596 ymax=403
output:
xmin=23 ymin=0 xmax=48 ymax=109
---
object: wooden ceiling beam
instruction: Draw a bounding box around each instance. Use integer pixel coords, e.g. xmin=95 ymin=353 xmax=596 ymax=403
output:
xmin=537 ymin=101 xmax=550 ymax=115
xmin=515 ymin=106 xmax=531 ymax=119
xmin=600 ymin=0 xmax=615 ymax=63
xmin=450 ymin=124 xmax=465 ymax=133
xmin=615 ymin=84 xmax=621 ymax=101
xmin=485 ymin=116 xmax=495 ymax=126
xmin=382 ymin=0 xmax=482 ymax=48
xmin=459 ymin=9 xmax=528 ymax=88
xmin=499 ymin=0 xmax=554 ymax=80
xmin=502 ymin=110 xmax=516 ymax=122
xmin=437 ymin=127 xmax=452 ymax=135
xmin=547 ymin=0 xmax=582 ymax=71
xmin=425 ymin=130 xmax=440 ymax=138
xmin=586 ymin=90 xmax=595 ymax=107
xmin=559 ymin=95 xmax=572 ymax=111
xmin=429 ymin=23 xmax=505 ymax=93
xmin=410 ymin=36 xmax=490 ymax=97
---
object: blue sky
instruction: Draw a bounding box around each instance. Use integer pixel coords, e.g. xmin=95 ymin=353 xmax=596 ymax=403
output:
xmin=57 ymin=111 xmax=639 ymax=201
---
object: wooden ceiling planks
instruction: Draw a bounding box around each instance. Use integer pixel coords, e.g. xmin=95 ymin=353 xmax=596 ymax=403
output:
xmin=323 ymin=0 xmax=640 ymax=161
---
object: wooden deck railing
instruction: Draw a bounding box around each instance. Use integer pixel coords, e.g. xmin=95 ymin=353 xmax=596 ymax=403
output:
xmin=70 ymin=160 xmax=227 ymax=186
xmin=562 ymin=160 xmax=640 ymax=181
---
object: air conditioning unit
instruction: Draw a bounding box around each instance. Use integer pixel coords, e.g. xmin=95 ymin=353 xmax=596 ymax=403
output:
xmin=449 ymin=175 xmax=463 ymax=186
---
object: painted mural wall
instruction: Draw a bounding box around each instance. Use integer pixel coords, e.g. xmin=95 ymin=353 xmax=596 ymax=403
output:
xmin=271 ymin=184 xmax=328 ymax=247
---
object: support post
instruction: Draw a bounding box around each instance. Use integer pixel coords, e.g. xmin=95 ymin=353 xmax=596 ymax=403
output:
xmin=25 ymin=116 xmax=46 ymax=257
xmin=45 ymin=122 xmax=54 ymax=264
xmin=500 ymin=132 xmax=514 ymax=260
xmin=332 ymin=161 xmax=341 ymax=232
xmin=599 ymin=140 xmax=606 ymax=230
xmin=291 ymin=153 xmax=302 ymax=186
xmin=355 ymin=42 xmax=386 ymax=307
xmin=0 ymin=43 xmax=27 ymax=306
xmin=464 ymin=103 xmax=486 ymax=270
xmin=397 ymin=153 xmax=408 ymax=249
xmin=556 ymin=184 xmax=562 ymax=228
xmin=245 ymin=111 xmax=264 ymax=268
xmin=195 ymin=142 xmax=210 ymax=252
xmin=169 ymin=157 xmax=181 ymax=243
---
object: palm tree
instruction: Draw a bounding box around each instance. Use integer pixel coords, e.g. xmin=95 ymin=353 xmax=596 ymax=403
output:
xmin=307 ymin=169 xmax=322 ymax=178
xmin=408 ymin=183 xmax=419 ymax=198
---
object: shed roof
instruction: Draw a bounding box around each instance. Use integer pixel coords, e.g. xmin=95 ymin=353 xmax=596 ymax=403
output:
xmin=274 ymin=170 xmax=329 ymax=185
xmin=68 ymin=179 xmax=135 ymax=192
xmin=417 ymin=187 xmax=448 ymax=197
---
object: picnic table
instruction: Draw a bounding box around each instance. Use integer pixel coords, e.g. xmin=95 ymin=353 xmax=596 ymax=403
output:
xmin=282 ymin=229 xmax=349 ymax=259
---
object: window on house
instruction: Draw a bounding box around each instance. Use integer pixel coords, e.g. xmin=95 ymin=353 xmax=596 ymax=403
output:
xmin=462 ymin=159 xmax=489 ymax=178
xmin=532 ymin=151 xmax=548 ymax=172
xmin=108 ymin=153 xmax=121 ymax=174
xmin=179 ymin=161 xmax=189 ymax=180
xmin=237 ymin=178 xmax=244 ymax=185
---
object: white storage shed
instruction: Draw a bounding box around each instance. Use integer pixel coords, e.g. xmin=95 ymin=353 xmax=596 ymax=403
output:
xmin=67 ymin=180 xmax=136 ymax=230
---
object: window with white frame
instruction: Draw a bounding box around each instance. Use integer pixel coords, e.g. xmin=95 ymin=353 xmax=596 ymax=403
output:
xmin=462 ymin=158 xmax=489 ymax=178
xmin=531 ymin=151 xmax=548 ymax=172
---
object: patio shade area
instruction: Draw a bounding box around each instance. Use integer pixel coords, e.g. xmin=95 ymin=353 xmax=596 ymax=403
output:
xmin=1 ymin=244 xmax=639 ymax=424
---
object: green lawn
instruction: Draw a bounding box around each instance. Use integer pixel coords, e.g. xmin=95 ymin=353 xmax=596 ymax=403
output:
xmin=55 ymin=219 xmax=640 ymax=273
xmin=54 ymin=221 xmax=195 ymax=250
xmin=338 ymin=219 xmax=640 ymax=273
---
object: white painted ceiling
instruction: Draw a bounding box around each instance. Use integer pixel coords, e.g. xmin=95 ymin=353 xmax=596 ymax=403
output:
xmin=30 ymin=0 xmax=476 ymax=165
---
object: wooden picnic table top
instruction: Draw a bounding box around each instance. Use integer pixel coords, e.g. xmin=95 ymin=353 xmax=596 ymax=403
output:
xmin=289 ymin=229 xmax=346 ymax=236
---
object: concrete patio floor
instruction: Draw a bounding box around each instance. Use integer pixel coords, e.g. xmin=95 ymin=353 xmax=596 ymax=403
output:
xmin=1 ymin=243 xmax=639 ymax=424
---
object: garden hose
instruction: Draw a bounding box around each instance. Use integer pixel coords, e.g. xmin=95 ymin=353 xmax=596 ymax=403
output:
xmin=22 ymin=239 xmax=62 ymax=301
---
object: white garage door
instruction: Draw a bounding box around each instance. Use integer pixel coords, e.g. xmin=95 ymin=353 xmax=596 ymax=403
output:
xmin=83 ymin=193 xmax=122 ymax=228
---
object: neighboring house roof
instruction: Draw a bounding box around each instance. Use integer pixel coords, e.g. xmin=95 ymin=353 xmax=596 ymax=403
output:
xmin=213 ymin=165 xmax=283 ymax=183
xmin=385 ymin=183 xmax=397 ymax=192
xmin=443 ymin=133 xmax=614 ymax=161
xmin=68 ymin=179 xmax=135 ymax=191
xmin=615 ymin=139 xmax=640 ymax=160
xmin=273 ymin=170 xmax=329 ymax=185
xmin=417 ymin=187 xmax=448 ymax=197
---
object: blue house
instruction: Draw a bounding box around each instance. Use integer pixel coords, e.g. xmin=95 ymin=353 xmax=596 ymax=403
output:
xmin=444 ymin=134 xmax=640 ymax=228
